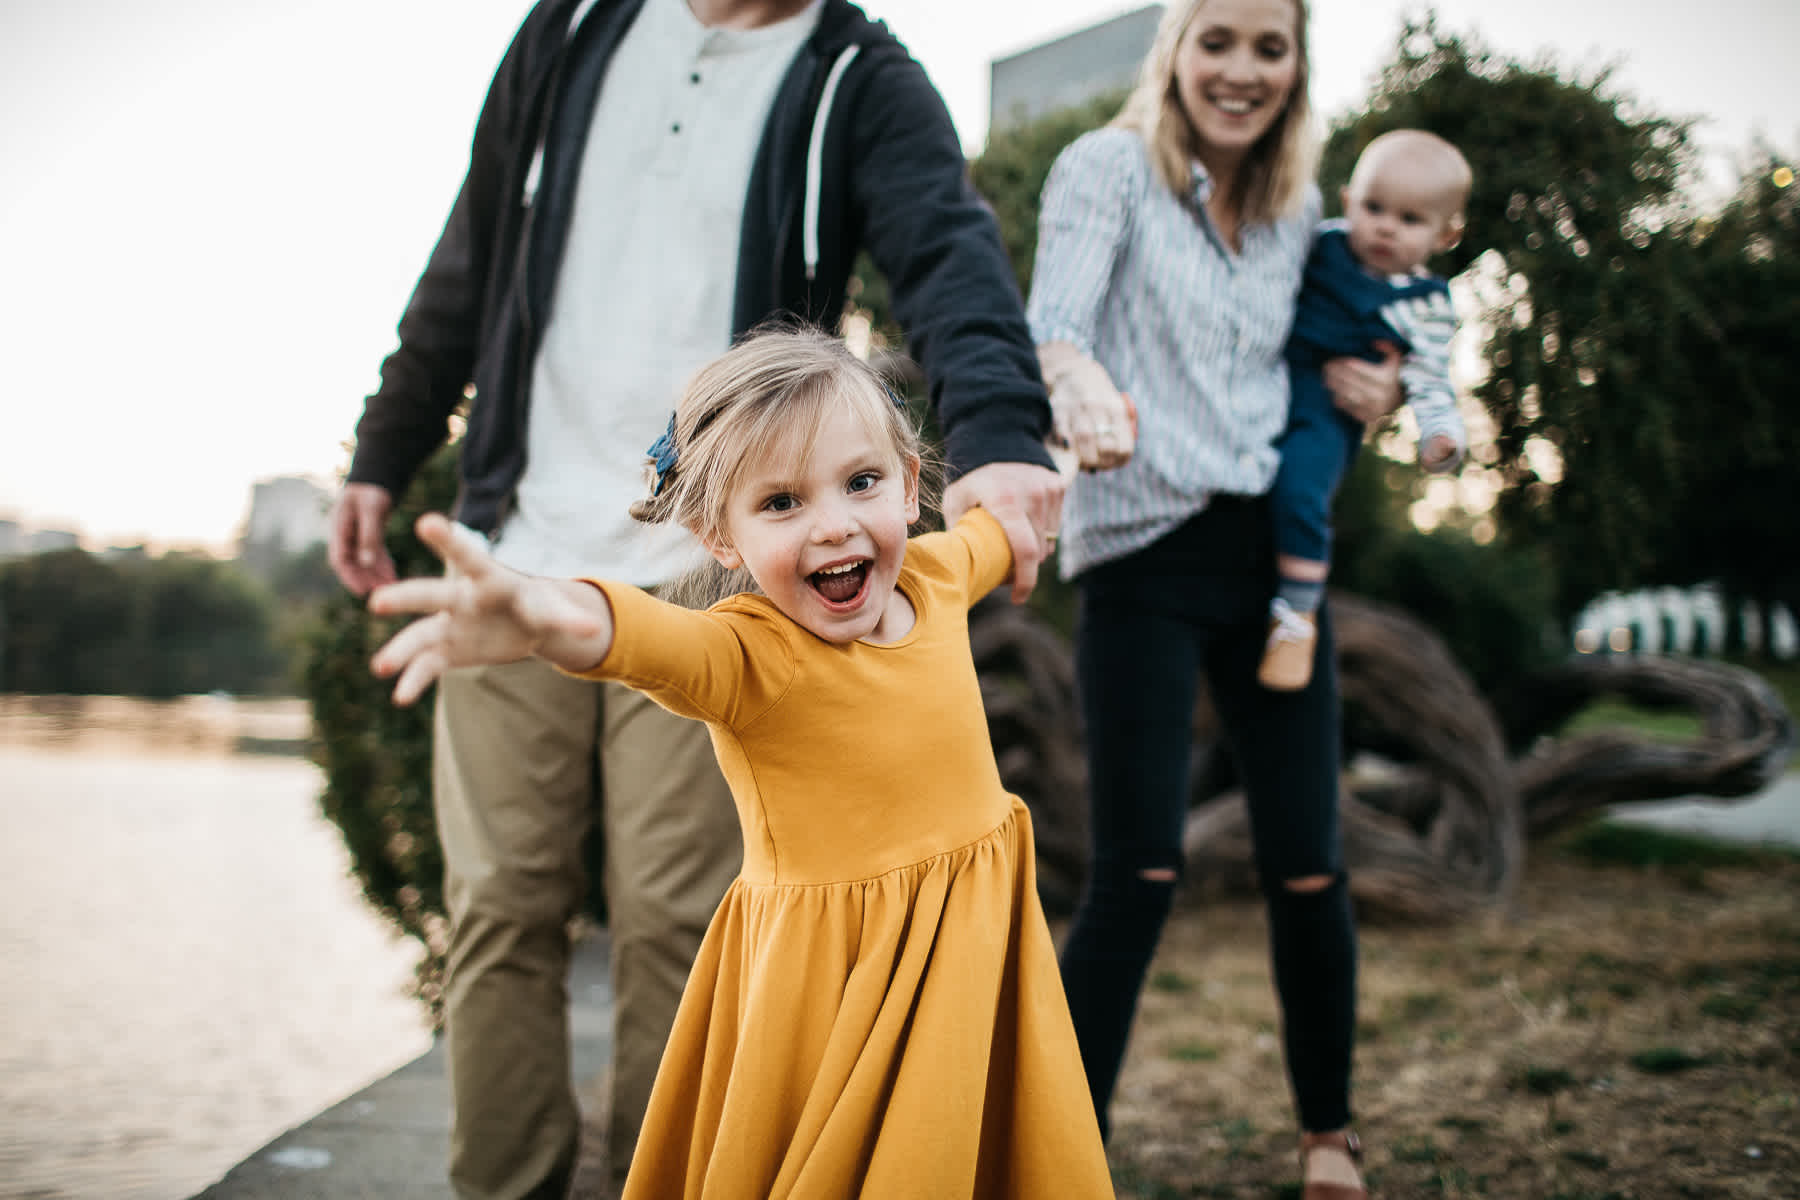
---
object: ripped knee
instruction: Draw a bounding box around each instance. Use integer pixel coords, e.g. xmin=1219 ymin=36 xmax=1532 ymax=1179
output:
xmin=1282 ymin=874 xmax=1333 ymax=894
xmin=1137 ymin=867 xmax=1178 ymax=883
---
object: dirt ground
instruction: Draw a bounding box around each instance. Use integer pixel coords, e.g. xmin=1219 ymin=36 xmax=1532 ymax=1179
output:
xmin=1104 ymin=850 xmax=1800 ymax=1199
xmin=575 ymin=846 xmax=1800 ymax=1199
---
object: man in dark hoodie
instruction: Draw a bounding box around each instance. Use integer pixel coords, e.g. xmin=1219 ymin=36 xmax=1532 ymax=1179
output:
xmin=326 ymin=0 xmax=1066 ymax=1195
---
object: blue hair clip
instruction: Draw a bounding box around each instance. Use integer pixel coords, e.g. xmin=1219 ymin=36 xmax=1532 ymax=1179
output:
xmin=647 ymin=412 xmax=679 ymax=497
xmin=884 ymin=385 xmax=909 ymax=411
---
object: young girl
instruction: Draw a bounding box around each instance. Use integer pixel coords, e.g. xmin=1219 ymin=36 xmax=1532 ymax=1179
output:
xmin=369 ymin=328 xmax=1114 ymax=1198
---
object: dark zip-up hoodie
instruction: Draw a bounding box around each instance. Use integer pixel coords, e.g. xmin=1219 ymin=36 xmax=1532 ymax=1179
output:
xmin=347 ymin=0 xmax=1052 ymax=535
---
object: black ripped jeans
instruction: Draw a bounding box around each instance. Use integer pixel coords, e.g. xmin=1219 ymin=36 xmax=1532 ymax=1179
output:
xmin=1058 ymin=494 xmax=1358 ymax=1139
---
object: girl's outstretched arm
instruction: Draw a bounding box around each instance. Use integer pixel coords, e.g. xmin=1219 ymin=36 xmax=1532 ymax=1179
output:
xmin=368 ymin=512 xmax=614 ymax=705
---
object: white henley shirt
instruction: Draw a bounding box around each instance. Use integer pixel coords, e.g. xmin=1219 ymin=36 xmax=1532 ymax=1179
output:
xmin=493 ymin=0 xmax=822 ymax=584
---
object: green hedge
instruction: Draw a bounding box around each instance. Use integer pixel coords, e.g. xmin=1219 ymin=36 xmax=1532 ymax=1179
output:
xmin=300 ymin=445 xmax=607 ymax=1018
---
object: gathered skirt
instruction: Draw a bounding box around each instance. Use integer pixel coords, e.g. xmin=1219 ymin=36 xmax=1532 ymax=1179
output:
xmin=621 ymin=798 xmax=1114 ymax=1199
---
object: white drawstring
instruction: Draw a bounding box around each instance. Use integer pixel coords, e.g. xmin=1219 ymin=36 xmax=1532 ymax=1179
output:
xmin=803 ymin=44 xmax=861 ymax=281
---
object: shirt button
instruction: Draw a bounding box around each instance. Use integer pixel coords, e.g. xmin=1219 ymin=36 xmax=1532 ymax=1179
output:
xmin=690 ymin=71 xmax=701 ymax=84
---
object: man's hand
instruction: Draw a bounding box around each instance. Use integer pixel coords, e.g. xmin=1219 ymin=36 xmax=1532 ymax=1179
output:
xmin=1323 ymin=342 xmax=1404 ymax=425
xmin=327 ymin=482 xmax=397 ymax=596
xmin=943 ymin=461 xmax=1066 ymax=603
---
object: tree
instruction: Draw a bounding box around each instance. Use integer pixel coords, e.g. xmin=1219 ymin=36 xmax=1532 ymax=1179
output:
xmin=138 ymin=553 xmax=285 ymax=697
xmin=967 ymin=91 xmax=1128 ymax=300
xmin=0 ymin=549 xmax=284 ymax=696
xmin=0 ymin=550 xmax=138 ymax=694
xmin=1324 ymin=24 xmax=1800 ymax=646
xmin=953 ymin=23 xmax=1792 ymax=919
xmin=1319 ymin=20 xmax=1702 ymax=621
xmin=1647 ymin=155 xmax=1800 ymax=642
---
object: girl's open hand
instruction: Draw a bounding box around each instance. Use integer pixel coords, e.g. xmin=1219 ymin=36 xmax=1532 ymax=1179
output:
xmin=368 ymin=513 xmax=607 ymax=705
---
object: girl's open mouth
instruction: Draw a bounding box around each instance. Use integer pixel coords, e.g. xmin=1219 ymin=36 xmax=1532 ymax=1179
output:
xmin=809 ymin=560 xmax=870 ymax=605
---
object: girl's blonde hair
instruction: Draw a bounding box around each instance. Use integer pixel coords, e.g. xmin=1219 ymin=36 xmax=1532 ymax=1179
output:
xmin=630 ymin=326 xmax=931 ymax=603
xmin=1111 ymin=0 xmax=1316 ymax=226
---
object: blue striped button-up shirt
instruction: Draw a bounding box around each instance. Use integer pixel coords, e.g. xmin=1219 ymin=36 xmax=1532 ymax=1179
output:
xmin=1027 ymin=127 xmax=1320 ymax=578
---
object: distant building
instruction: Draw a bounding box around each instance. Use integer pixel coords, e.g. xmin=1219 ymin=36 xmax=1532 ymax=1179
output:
xmin=238 ymin=475 xmax=331 ymax=578
xmin=29 ymin=529 xmax=79 ymax=554
xmin=1574 ymin=584 xmax=1797 ymax=660
xmin=0 ymin=519 xmax=83 ymax=559
xmin=988 ymin=4 xmax=1161 ymax=135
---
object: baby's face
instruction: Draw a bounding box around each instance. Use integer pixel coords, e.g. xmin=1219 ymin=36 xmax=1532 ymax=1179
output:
xmin=1340 ymin=170 xmax=1462 ymax=277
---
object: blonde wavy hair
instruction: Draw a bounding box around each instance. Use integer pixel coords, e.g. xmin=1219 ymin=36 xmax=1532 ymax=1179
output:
xmin=629 ymin=326 xmax=932 ymax=604
xmin=1112 ymin=0 xmax=1316 ymax=226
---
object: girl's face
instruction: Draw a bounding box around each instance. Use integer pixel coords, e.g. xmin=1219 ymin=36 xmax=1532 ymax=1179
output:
xmin=704 ymin=401 xmax=921 ymax=645
xmin=1173 ymin=0 xmax=1301 ymax=175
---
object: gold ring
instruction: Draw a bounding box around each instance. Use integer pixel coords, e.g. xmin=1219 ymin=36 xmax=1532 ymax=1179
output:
xmin=1044 ymin=530 xmax=1060 ymax=548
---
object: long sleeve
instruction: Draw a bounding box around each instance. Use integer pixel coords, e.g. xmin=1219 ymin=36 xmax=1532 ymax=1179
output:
xmin=1026 ymin=130 xmax=1138 ymax=357
xmin=1383 ymin=288 xmax=1466 ymax=470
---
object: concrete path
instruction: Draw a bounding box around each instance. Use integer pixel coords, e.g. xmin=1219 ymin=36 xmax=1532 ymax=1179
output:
xmin=190 ymin=932 xmax=613 ymax=1199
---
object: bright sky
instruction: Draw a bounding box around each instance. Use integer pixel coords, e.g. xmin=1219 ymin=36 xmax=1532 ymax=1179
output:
xmin=2 ymin=0 xmax=1793 ymax=553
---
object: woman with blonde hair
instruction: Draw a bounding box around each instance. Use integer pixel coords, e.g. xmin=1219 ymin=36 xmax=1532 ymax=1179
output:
xmin=1029 ymin=1 xmax=1402 ymax=1195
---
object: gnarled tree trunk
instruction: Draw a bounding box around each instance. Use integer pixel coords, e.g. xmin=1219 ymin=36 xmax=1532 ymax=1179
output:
xmin=1183 ymin=594 xmax=1524 ymax=923
xmin=971 ymin=590 xmax=1795 ymax=924
xmin=1503 ymin=655 xmax=1796 ymax=838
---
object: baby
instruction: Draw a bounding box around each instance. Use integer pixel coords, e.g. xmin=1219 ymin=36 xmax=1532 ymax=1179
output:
xmin=1261 ymin=128 xmax=1473 ymax=690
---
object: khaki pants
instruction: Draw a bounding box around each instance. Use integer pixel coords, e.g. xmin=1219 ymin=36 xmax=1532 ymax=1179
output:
xmin=434 ymin=658 xmax=741 ymax=1198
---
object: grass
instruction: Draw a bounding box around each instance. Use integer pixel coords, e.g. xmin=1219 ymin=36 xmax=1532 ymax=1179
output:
xmin=1561 ymin=658 xmax=1800 ymax=771
xmin=1560 ymin=822 xmax=1800 ymax=869
xmin=1560 ymin=698 xmax=1704 ymax=743
xmin=1100 ymin=847 xmax=1800 ymax=1198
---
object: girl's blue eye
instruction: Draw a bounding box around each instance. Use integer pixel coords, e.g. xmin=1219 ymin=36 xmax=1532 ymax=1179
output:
xmin=765 ymin=494 xmax=797 ymax=513
xmin=847 ymin=472 xmax=878 ymax=494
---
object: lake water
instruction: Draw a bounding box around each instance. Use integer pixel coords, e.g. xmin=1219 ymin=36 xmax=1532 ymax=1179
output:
xmin=0 ymin=699 xmax=432 ymax=1199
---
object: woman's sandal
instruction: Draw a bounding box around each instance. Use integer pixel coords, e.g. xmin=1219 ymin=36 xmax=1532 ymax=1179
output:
xmin=1300 ymin=1129 xmax=1367 ymax=1200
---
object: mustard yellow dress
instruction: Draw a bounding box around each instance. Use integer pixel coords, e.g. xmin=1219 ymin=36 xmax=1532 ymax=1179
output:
xmin=577 ymin=508 xmax=1113 ymax=1199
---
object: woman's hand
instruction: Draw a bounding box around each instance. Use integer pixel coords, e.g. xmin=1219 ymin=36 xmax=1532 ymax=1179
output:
xmin=368 ymin=513 xmax=612 ymax=705
xmin=1323 ymin=342 xmax=1404 ymax=425
xmin=1039 ymin=343 xmax=1137 ymax=472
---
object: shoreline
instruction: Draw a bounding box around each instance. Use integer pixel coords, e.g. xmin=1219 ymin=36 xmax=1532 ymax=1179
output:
xmin=0 ymin=693 xmax=312 ymax=758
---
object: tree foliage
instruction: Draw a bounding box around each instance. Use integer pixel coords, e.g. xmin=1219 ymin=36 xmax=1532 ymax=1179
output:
xmin=967 ymin=91 xmax=1129 ymax=300
xmin=299 ymin=445 xmax=455 ymax=1003
xmin=298 ymin=445 xmax=609 ymax=1015
xmin=1645 ymin=157 xmax=1800 ymax=629
xmin=1319 ymin=20 xmax=1799 ymax=631
xmin=0 ymin=548 xmax=285 ymax=697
